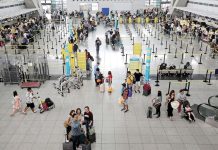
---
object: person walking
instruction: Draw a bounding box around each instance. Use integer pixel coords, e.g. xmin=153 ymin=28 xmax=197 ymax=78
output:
xmin=10 ymin=91 xmax=22 ymax=116
xmin=133 ymin=69 xmax=143 ymax=93
xmin=95 ymin=37 xmax=102 ymax=56
xmin=152 ymin=90 xmax=162 ymax=118
xmin=121 ymin=84 xmax=129 ymax=113
xmin=71 ymin=114 xmax=82 ymax=150
xmin=23 ymin=87 xmax=36 ymax=114
xmin=177 ymin=89 xmax=186 ymax=113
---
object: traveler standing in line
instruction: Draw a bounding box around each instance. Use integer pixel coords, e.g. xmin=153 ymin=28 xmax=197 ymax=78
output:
xmin=177 ymin=89 xmax=186 ymax=113
xmin=152 ymin=91 xmax=162 ymax=118
xmin=83 ymin=106 xmax=93 ymax=139
xmin=64 ymin=110 xmax=75 ymax=142
xmin=23 ymin=87 xmax=36 ymax=114
xmin=95 ymin=37 xmax=102 ymax=56
xmin=71 ymin=114 xmax=82 ymax=150
xmin=167 ymin=90 xmax=175 ymax=121
xmin=10 ymin=91 xmax=22 ymax=116
xmin=133 ymin=69 xmax=143 ymax=93
xmin=121 ymin=84 xmax=129 ymax=113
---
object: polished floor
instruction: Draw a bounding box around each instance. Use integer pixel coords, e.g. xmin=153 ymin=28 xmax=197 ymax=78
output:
xmin=0 ymin=18 xmax=218 ymax=150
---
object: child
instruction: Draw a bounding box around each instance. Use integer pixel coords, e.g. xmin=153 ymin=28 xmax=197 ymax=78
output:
xmin=121 ymin=83 xmax=129 ymax=113
xmin=185 ymin=104 xmax=195 ymax=122
xmin=106 ymin=71 xmax=113 ymax=93
xmin=10 ymin=91 xmax=22 ymax=116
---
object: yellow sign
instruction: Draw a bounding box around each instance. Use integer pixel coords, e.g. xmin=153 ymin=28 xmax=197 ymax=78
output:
xmin=128 ymin=18 xmax=132 ymax=24
xmin=146 ymin=17 xmax=150 ymax=24
xmin=77 ymin=52 xmax=86 ymax=71
xmin=136 ymin=17 xmax=141 ymax=24
xmin=129 ymin=61 xmax=142 ymax=73
xmin=133 ymin=43 xmax=142 ymax=56
xmin=70 ymin=53 xmax=75 ymax=72
xmin=154 ymin=17 xmax=158 ymax=24
xmin=68 ymin=43 xmax=73 ymax=53
xmin=119 ymin=18 xmax=123 ymax=24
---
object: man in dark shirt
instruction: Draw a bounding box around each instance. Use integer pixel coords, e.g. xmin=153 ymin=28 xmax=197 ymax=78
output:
xmin=95 ymin=37 xmax=102 ymax=56
xmin=133 ymin=69 xmax=143 ymax=93
xmin=83 ymin=106 xmax=93 ymax=139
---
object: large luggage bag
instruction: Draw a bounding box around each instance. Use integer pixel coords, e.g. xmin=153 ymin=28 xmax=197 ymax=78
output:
xmin=147 ymin=106 xmax=152 ymax=118
xmin=143 ymin=84 xmax=151 ymax=96
xmin=63 ymin=134 xmax=73 ymax=150
xmin=81 ymin=142 xmax=91 ymax=150
xmin=88 ymin=133 xmax=96 ymax=143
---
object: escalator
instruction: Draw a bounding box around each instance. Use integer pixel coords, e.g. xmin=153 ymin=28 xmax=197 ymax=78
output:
xmin=197 ymin=95 xmax=218 ymax=127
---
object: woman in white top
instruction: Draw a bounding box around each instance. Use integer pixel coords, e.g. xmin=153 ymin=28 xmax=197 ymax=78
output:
xmin=177 ymin=89 xmax=186 ymax=113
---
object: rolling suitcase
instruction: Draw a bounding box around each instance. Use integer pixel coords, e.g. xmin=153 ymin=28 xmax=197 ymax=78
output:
xmin=147 ymin=106 xmax=152 ymax=118
xmin=81 ymin=142 xmax=91 ymax=150
xmin=88 ymin=133 xmax=96 ymax=143
xmin=143 ymin=84 xmax=151 ymax=96
xmin=63 ymin=134 xmax=73 ymax=150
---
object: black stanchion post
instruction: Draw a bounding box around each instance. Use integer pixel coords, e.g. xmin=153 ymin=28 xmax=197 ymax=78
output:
xmin=154 ymin=48 xmax=158 ymax=57
xmin=171 ymin=34 xmax=173 ymax=41
xmin=168 ymin=44 xmax=171 ymax=53
xmin=154 ymin=31 xmax=156 ymax=38
xmin=43 ymin=38 xmax=45 ymax=45
xmin=190 ymin=37 xmax=192 ymax=44
xmin=51 ymin=41 xmax=54 ymax=49
xmin=191 ymin=47 xmax=194 ymax=57
xmin=47 ymin=35 xmax=49 ymax=42
xmin=163 ymin=54 xmax=166 ymax=63
xmin=161 ymin=37 xmax=163 ymax=45
xmin=207 ymin=72 xmax=212 ymax=85
xmin=184 ymin=79 xmax=188 ymax=90
xmin=155 ymin=69 xmax=160 ymax=86
xmin=40 ymin=32 xmax=42 ymax=39
xmin=186 ymin=82 xmax=191 ymax=96
xmin=143 ymin=34 xmax=145 ymax=41
xmin=152 ymin=44 xmax=155 ymax=53
xmin=47 ymin=45 xmax=50 ymax=54
xmin=35 ymin=35 xmax=38 ymax=42
xmin=203 ymin=69 xmax=209 ymax=82
xmin=158 ymin=33 xmax=160 ymax=40
xmin=181 ymin=53 xmax=184 ymax=64
xmin=166 ymin=82 xmax=171 ymax=95
xmin=143 ymin=54 xmax=146 ymax=65
xmin=43 ymin=49 xmax=45 ymax=58
xmin=121 ymin=45 xmax=125 ymax=56
xmin=165 ymin=40 xmax=168 ymax=49
xmin=32 ymin=44 xmax=35 ymax=54
xmin=132 ymin=37 xmax=134 ymax=45
xmin=62 ymin=63 xmax=65 ymax=75
xmin=204 ymin=45 xmax=208 ymax=54
xmin=148 ymin=40 xmax=150 ymax=48
xmin=27 ymin=48 xmax=29 ymax=56
xmin=180 ymin=40 xmax=182 ymax=49
xmin=174 ymin=48 xmax=177 ymax=58
xmin=185 ymin=44 xmax=188 ymax=53
xmin=146 ymin=37 xmax=148 ymax=45
xmin=58 ymin=35 xmax=61 ymax=42
xmin=178 ymin=69 xmax=182 ymax=82
xmin=125 ymin=54 xmax=128 ymax=64
xmin=15 ymin=48 xmax=17 ymax=55
xmin=55 ymin=38 xmax=57 ymax=46
xmin=198 ymin=54 xmax=203 ymax=64
xmin=56 ymin=48 xmax=58 ymax=59
xmin=38 ymin=41 xmax=41 ymax=49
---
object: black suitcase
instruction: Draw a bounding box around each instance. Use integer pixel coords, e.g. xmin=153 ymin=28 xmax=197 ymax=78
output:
xmin=45 ymin=98 xmax=54 ymax=107
xmin=81 ymin=142 xmax=91 ymax=150
xmin=147 ymin=106 xmax=152 ymax=118
xmin=88 ymin=133 xmax=96 ymax=143
xmin=63 ymin=142 xmax=73 ymax=150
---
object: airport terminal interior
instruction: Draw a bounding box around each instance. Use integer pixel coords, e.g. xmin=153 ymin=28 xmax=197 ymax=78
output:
xmin=0 ymin=0 xmax=218 ymax=150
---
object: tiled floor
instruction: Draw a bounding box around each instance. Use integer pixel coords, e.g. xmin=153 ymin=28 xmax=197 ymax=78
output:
xmin=0 ymin=18 xmax=218 ymax=150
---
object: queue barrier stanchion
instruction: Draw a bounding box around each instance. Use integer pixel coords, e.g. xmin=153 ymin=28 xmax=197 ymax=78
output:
xmin=148 ymin=40 xmax=150 ymax=48
xmin=151 ymin=31 xmax=153 ymax=37
xmin=207 ymin=71 xmax=213 ymax=85
xmin=32 ymin=44 xmax=35 ymax=54
xmin=38 ymin=41 xmax=41 ymax=49
xmin=158 ymin=33 xmax=160 ymax=40
xmin=62 ymin=53 xmax=65 ymax=64
xmin=4 ymin=45 xmax=7 ymax=54
xmin=180 ymin=40 xmax=182 ymax=49
xmin=154 ymin=31 xmax=156 ymax=38
xmin=43 ymin=38 xmax=45 ymax=45
xmin=191 ymin=47 xmax=194 ymax=57
xmin=23 ymin=54 xmax=26 ymax=65
xmin=155 ymin=69 xmax=160 ymax=86
xmin=132 ymin=37 xmax=134 ymax=45
xmin=171 ymin=34 xmax=173 ymax=41
xmin=166 ymin=81 xmax=171 ymax=95
xmin=55 ymin=38 xmax=58 ymax=46
xmin=40 ymin=32 xmax=42 ymax=39
xmin=141 ymin=31 xmax=143 ymax=38
xmin=143 ymin=54 xmax=146 ymax=65
xmin=15 ymin=48 xmax=17 ymax=55
xmin=165 ymin=41 xmax=168 ymax=49
xmin=178 ymin=69 xmax=182 ymax=82
xmin=62 ymin=63 xmax=65 ymax=75
xmin=168 ymin=44 xmax=171 ymax=53
xmin=154 ymin=48 xmax=158 ymax=57
xmin=163 ymin=54 xmax=166 ymax=63
xmin=203 ymin=69 xmax=209 ymax=82
xmin=124 ymin=54 xmax=128 ymax=65
xmin=56 ymin=48 xmax=58 ymax=59
xmin=204 ymin=45 xmax=208 ymax=54
xmin=146 ymin=37 xmax=148 ymax=45
xmin=58 ymin=35 xmax=61 ymax=42
xmin=161 ymin=37 xmax=163 ymax=45
xmin=43 ymin=49 xmax=46 ymax=58
xmin=185 ymin=44 xmax=188 ymax=53
xmin=152 ymin=44 xmax=155 ymax=53
xmin=47 ymin=35 xmax=49 ymax=42
xmin=198 ymin=54 xmax=203 ymax=64
xmin=143 ymin=34 xmax=145 ymax=41
xmin=27 ymin=48 xmax=29 ymax=56
xmin=35 ymin=35 xmax=38 ymax=43
xmin=51 ymin=41 xmax=54 ymax=49
xmin=174 ymin=48 xmax=178 ymax=58
xmin=121 ymin=45 xmax=125 ymax=56
xmin=186 ymin=82 xmax=191 ymax=96
xmin=184 ymin=79 xmax=188 ymax=90
xmin=47 ymin=45 xmax=50 ymax=54
xmin=181 ymin=53 xmax=184 ymax=64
